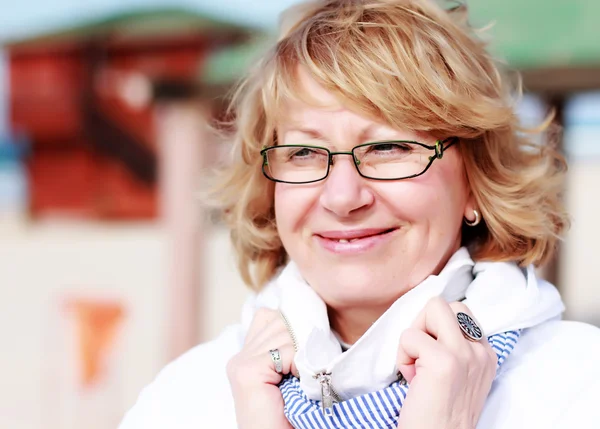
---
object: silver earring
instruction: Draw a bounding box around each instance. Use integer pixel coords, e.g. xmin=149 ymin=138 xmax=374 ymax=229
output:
xmin=464 ymin=209 xmax=481 ymax=227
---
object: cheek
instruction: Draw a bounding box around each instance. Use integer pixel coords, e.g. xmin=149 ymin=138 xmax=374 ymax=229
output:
xmin=274 ymin=184 xmax=318 ymax=235
xmin=273 ymin=185 xmax=291 ymax=234
xmin=380 ymin=158 xmax=469 ymax=222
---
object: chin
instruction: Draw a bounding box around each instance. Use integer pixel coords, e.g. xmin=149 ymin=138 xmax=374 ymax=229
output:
xmin=308 ymin=266 xmax=403 ymax=309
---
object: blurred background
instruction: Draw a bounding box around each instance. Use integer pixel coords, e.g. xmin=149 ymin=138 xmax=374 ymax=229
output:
xmin=0 ymin=1 xmax=598 ymax=428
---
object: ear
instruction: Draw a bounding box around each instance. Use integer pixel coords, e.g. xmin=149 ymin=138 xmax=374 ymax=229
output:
xmin=463 ymin=193 xmax=477 ymax=223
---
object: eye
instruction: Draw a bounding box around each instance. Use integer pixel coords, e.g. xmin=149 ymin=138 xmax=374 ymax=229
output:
xmin=290 ymin=147 xmax=317 ymax=158
xmin=367 ymin=142 xmax=412 ymax=154
xmin=354 ymin=142 xmax=419 ymax=165
xmin=281 ymin=146 xmax=328 ymax=164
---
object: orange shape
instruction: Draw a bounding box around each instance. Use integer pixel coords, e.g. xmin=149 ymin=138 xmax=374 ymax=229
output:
xmin=67 ymin=299 xmax=125 ymax=388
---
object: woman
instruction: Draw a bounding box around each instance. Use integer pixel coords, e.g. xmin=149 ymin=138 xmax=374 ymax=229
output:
xmin=120 ymin=1 xmax=600 ymax=428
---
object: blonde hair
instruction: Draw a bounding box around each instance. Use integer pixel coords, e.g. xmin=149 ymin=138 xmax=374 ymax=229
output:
xmin=210 ymin=0 xmax=569 ymax=290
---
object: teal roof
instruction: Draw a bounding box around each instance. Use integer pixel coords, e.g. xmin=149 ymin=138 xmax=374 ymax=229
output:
xmin=469 ymin=0 xmax=600 ymax=69
xmin=3 ymin=8 xmax=259 ymax=48
xmin=201 ymin=37 xmax=271 ymax=86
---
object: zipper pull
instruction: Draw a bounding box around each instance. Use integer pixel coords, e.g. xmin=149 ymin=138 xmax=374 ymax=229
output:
xmin=313 ymin=371 xmax=335 ymax=417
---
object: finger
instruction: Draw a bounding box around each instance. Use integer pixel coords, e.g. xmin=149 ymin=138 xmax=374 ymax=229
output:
xmin=248 ymin=329 xmax=295 ymax=356
xmin=249 ymin=329 xmax=299 ymax=378
xmin=227 ymin=341 xmax=296 ymax=389
xmin=449 ymin=303 xmax=497 ymax=366
xmin=247 ymin=320 xmax=288 ymax=349
xmin=448 ymin=301 xmax=473 ymax=317
xmin=396 ymin=327 xmax=440 ymax=383
xmin=261 ymin=343 xmax=297 ymax=384
xmin=411 ymin=297 xmax=465 ymax=347
xmin=448 ymin=301 xmax=486 ymax=341
xmin=244 ymin=308 xmax=279 ymax=345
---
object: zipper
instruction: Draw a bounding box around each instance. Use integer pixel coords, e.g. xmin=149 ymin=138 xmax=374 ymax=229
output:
xmin=280 ymin=310 xmax=343 ymax=416
xmin=279 ymin=310 xmax=299 ymax=352
xmin=313 ymin=371 xmax=342 ymax=417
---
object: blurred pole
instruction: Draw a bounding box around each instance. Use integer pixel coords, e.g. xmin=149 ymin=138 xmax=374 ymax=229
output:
xmin=539 ymin=95 xmax=565 ymax=289
xmin=0 ymin=49 xmax=7 ymax=135
xmin=157 ymin=100 xmax=206 ymax=359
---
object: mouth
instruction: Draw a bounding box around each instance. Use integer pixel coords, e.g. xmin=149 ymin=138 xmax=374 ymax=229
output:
xmin=313 ymin=227 xmax=399 ymax=254
xmin=315 ymin=227 xmax=399 ymax=243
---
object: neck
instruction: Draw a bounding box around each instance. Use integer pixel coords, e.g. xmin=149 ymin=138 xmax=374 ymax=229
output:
xmin=327 ymin=304 xmax=390 ymax=345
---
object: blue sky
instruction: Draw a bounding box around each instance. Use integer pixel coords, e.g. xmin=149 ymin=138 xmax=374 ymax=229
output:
xmin=0 ymin=0 xmax=302 ymax=42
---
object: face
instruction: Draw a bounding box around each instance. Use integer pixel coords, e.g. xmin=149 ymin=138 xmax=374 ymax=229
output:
xmin=274 ymin=67 xmax=475 ymax=311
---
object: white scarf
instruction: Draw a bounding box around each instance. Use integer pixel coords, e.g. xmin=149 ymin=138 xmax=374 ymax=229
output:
xmin=241 ymin=247 xmax=564 ymax=402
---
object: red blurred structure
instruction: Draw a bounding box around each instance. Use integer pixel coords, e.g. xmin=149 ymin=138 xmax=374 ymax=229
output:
xmin=6 ymin=9 xmax=255 ymax=220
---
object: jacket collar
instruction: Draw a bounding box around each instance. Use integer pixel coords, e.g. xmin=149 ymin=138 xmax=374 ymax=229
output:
xmin=241 ymin=247 xmax=564 ymax=401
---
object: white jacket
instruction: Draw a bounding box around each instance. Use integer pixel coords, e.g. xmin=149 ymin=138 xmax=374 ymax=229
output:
xmin=120 ymin=253 xmax=600 ymax=429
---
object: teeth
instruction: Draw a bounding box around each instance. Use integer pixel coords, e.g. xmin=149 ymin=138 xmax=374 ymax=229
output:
xmin=337 ymin=238 xmax=359 ymax=243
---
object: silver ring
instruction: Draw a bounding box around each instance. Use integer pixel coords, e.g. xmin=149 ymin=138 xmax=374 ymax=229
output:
xmin=457 ymin=312 xmax=484 ymax=342
xmin=269 ymin=349 xmax=283 ymax=374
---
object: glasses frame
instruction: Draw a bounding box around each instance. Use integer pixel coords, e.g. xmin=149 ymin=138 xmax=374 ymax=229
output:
xmin=260 ymin=136 xmax=458 ymax=184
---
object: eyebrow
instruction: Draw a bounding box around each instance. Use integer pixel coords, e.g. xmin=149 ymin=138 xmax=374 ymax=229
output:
xmin=285 ymin=128 xmax=324 ymax=139
xmin=283 ymin=124 xmax=387 ymax=142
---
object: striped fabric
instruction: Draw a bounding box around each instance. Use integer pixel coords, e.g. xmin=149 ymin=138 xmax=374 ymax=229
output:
xmin=280 ymin=330 xmax=521 ymax=429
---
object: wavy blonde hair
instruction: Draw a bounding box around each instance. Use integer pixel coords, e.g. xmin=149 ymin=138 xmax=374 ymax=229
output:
xmin=210 ymin=0 xmax=568 ymax=290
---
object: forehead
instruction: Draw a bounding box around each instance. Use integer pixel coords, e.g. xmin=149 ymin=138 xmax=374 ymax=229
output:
xmin=278 ymin=67 xmax=382 ymax=132
xmin=276 ymin=66 xmax=431 ymax=142
xmin=277 ymin=66 xmax=347 ymax=123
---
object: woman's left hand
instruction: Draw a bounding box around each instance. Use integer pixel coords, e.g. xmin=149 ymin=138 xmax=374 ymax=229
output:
xmin=396 ymin=297 xmax=497 ymax=429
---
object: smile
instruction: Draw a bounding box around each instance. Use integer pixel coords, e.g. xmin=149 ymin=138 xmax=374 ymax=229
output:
xmin=314 ymin=228 xmax=399 ymax=254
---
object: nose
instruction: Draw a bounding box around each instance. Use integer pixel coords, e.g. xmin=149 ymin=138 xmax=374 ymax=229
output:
xmin=319 ymin=155 xmax=374 ymax=218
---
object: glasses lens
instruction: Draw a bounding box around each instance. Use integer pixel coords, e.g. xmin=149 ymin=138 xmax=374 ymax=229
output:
xmin=264 ymin=146 xmax=329 ymax=183
xmin=353 ymin=142 xmax=431 ymax=179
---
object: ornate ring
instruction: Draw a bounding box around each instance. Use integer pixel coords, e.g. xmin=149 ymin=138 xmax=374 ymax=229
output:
xmin=269 ymin=349 xmax=283 ymax=374
xmin=457 ymin=312 xmax=484 ymax=342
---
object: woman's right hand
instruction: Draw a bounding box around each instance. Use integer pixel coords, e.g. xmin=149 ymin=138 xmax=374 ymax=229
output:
xmin=227 ymin=308 xmax=297 ymax=429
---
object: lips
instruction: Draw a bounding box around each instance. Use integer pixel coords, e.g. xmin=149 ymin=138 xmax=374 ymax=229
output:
xmin=316 ymin=228 xmax=398 ymax=242
xmin=313 ymin=227 xmax=399 ymax=255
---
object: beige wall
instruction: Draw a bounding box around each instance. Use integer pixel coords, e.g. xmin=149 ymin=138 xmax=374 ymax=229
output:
xmin=202 ymin=226 xmax=249 ymax=341
xmin=0 ymin=220 xmax=247 ymax=429
xmin=0 ymin=221 xmax=167 ymax=429
xmin=561 ymin=161 xmax=600 ymax=326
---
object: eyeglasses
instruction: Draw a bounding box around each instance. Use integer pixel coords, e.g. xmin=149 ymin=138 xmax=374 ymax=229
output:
xmin=260 ymin=137 xmax=458 ymax=184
